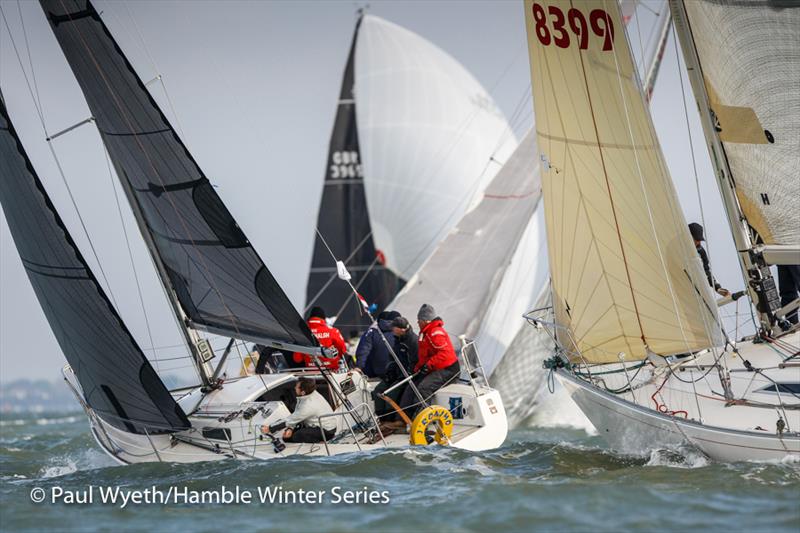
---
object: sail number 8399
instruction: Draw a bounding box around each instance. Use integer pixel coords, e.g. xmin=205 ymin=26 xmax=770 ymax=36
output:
xmin=531 ymin=3 xmax=615 ymax=51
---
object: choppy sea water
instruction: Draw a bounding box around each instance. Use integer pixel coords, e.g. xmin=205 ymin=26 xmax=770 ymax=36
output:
xmin=1 ymin=408 xmax=798 ymax=532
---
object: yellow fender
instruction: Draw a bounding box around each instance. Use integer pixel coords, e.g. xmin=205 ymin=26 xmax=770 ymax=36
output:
xmin=410 ymin=405 xmax=453 ymax=446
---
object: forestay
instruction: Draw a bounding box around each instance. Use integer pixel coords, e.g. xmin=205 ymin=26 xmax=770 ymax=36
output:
xmin=40 ymin=0 xmax=316 ymax=350
xmin=0 ymin=93 xmax=189 ymax=434
xmin=680 ymin=1 xmax=800 ymax=247
xmin=307 ymin=14 xmax=404 ymax=328
xmin=524 ymin=0 xmax=720 ymax=363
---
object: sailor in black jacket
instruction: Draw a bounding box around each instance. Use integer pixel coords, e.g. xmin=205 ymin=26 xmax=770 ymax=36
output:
xmin=689 ymin=223 xmax=730 ymax=297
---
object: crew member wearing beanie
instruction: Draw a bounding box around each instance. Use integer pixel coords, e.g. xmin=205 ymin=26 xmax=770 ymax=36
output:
xmin=396 ymin=304 xmax=460 ymax=419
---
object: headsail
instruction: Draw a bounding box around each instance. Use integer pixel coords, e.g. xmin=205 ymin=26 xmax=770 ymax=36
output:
xmin=391 ymin=3 xmax=670 ymax=373
xmin=0 ymin=93 xmax=189 ymax=434
xmin=306 ymin=14 xmax=404 ymax=328
xmin=524 ymin=0 xmax=721 ymax=363
xmin=676 ymin=1 xmax=800 ymax=250
xmin=392 ymin=130 xmax=541 ymax=344
xmin=40 ymin=0 xmax=316 ymax=351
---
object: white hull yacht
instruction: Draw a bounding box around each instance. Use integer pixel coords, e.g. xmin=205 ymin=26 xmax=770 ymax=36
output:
xmin=65 ymin=366 xmax=508 ymax=464
xmin=552 ymin=330 xmax=800 ymax=462
xmin=522 ymin=0 xmax=800 ymax=462
xmin=0 ymin=0 xmax=509 ymax=466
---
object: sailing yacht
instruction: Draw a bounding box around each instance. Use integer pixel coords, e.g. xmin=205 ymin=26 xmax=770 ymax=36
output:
xmin=306 ymin=13 xmax=517 ymax=330
xmin=522 ymin=0 xmax=799 ymax=461
xmin=0 ymin=0 xmax=508 ymax=464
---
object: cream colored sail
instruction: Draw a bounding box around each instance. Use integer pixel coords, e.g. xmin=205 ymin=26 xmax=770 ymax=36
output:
xmin=524 ymin=0 xmax=720 ymax=363
xmin=680 ymin=1 xmax=800 ymax=247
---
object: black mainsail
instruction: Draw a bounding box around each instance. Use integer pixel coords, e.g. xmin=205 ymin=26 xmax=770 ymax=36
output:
xmin=40 ymin=0 xmax=317 ymax=352
xmin=0 ymin=93 xmax=189 ymax=434
xmin=305 ymin=14 xmax=404 ymax=330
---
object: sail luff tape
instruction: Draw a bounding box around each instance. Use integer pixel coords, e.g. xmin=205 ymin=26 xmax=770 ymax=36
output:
xmin=46 ymin=117 xmax=95 ymax=141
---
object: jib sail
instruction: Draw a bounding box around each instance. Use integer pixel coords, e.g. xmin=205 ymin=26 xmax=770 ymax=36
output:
xmin=40 ymin=0 xmax=317 ymax=351
xmin=0 ymin=92 xmax=189 ymax=434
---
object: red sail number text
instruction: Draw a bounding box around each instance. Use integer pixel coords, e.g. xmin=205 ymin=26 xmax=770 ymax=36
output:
xmin=531 ymin=3 xmax=615 ymax=51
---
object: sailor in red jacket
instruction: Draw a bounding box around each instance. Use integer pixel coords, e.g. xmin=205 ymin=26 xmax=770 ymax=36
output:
xmin=293 ymin=307 xmax=346 ymax=371
xmin=398 ymin=304 xmax=461 ymax=417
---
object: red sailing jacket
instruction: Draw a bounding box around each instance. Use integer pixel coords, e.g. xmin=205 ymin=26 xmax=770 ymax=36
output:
xmin=415 ymin=319 xmax=458 ymax=372
xmin=293 ymin=317 xmax=346 ymax=370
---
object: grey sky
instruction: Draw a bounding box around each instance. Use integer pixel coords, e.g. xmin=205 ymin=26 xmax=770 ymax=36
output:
xmin=0 ymin=1 xmax=741 ymax=383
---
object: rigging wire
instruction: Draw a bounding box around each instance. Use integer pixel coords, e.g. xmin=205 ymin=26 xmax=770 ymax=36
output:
xmin=116 ymin=1 xmax=188 ymax=140
xmin=670 ymin=21 xmax=709 ymax=260
xmin=102 ymin=146 xmax=161 ymax=372
xmin=313 ymin=228 xmax=431 ymax=412
xmin=631 ymin=0 xmax=648 ymax=82
xmin=304 ymin=230 xmax=375 ymax=314
xmin=15 ymin=0 xmax=43 ymax=115
xmin=0 ymin=4 xmax=121 ymax=310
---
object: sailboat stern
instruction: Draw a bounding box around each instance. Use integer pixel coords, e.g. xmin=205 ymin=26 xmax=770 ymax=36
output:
xmin=435 ymin=384 xmax=508 ymax=451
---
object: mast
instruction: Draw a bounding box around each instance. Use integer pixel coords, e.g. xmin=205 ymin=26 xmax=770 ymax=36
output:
xmin=669 ymin=0 xmax=781 ymax=331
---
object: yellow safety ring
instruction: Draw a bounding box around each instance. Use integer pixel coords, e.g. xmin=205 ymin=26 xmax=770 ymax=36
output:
xmin=410 ymin=405 xmax=453 ymax=446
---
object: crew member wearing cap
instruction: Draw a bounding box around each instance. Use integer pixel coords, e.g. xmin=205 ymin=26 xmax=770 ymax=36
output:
xmin=689 ymin=223 xmax=730 ymax=297
xmin=397 ymin=304 xmax=460 ymax=419
xmin=292 ymin=306 xmax=347 ymax=371
xmin=372 ymin=316 xmax=418 ymax=429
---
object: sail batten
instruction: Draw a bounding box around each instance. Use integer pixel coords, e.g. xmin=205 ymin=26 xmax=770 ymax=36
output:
xmin=41 ymin=0 xmax=316 ymax=350
xmin=525 ymin=0 xmax=721 ymax=363
xmin=0 ymin=93 xmax=189 ymax=434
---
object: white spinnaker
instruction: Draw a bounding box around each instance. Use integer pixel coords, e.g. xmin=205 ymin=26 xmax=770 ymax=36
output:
xmin=682 ymin=1 xmax=800 ymax=246
xmin=525 ymin=0 xmax=721 ymax=363
xmin=391 ymin=130 xmax=540 ymax=342
xmin=474 ymin=205 xmax=549 ymax=376
xmin=354 ymin=15 xmax=518 ymax=279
